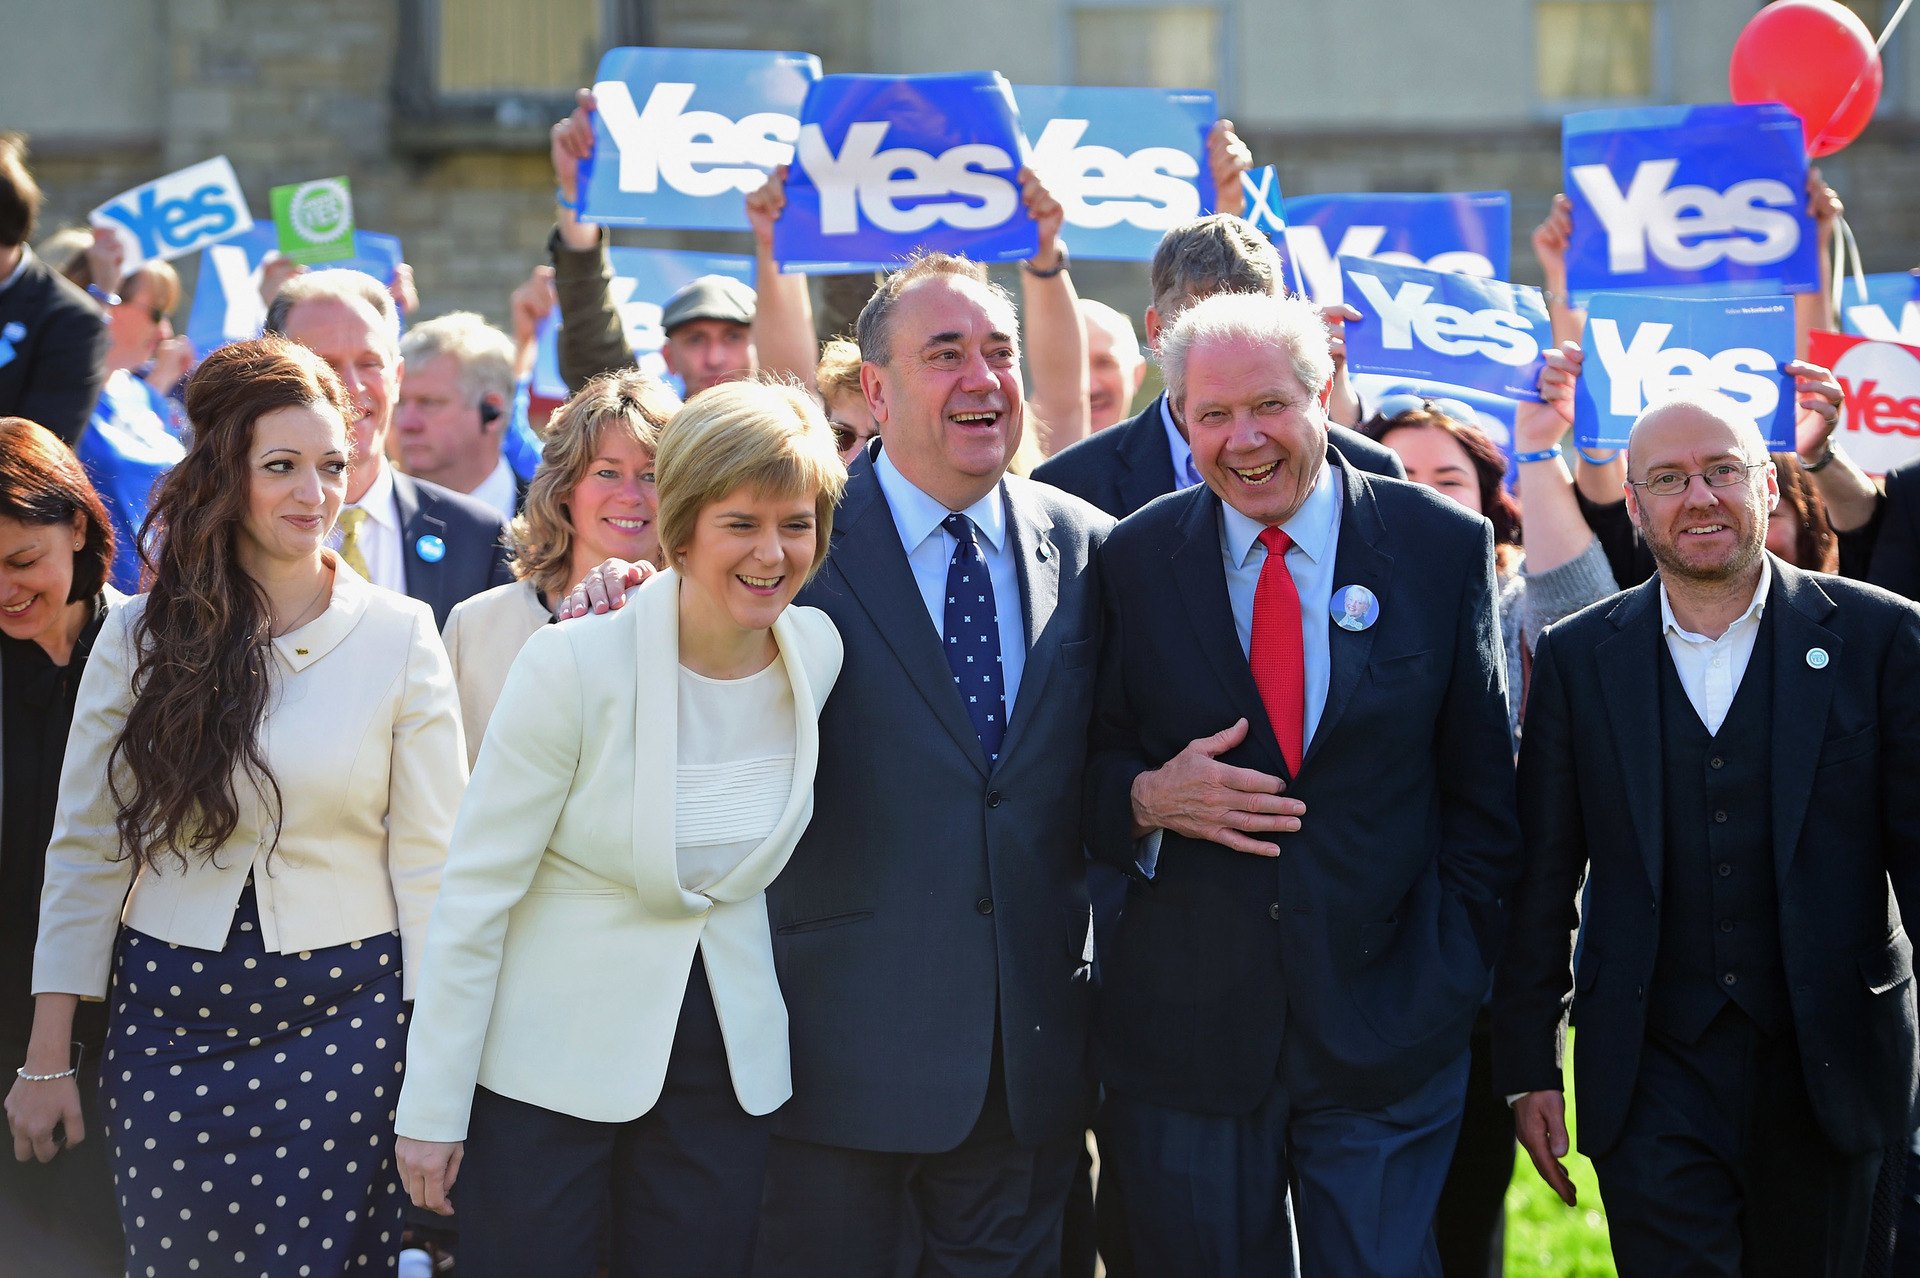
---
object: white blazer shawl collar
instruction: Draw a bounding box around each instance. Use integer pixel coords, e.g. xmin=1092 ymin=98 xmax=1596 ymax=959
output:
xmin=623 ymin=569 xmax=822 ymax=916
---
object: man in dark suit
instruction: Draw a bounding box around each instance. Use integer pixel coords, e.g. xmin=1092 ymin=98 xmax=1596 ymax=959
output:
xmin=1869 ymin=454 xmax=1920 ymax=600
xmin=1035 ymin=214 xmax=1402 ymax=520
xmin=0 ymin=135 xmax=108 ymax=445
xmin=1495 ymin=392 xmax=1920 ymax=1275
xmin=739 ymin=247 xmax=1111 ymax=1276
xmin=1085 ymin=290 xmax=1520 ymax=1273
xmin=268 ymin=272 xmax=511 ymax=628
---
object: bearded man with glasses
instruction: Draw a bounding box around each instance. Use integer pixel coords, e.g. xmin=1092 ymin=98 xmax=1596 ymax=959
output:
xmin=1495 ymin=388 xmax=1920 ymax=1277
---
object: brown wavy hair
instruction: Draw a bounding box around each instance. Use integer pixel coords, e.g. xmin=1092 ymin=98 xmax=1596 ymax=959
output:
xmin=112 ymin=337 xmax=355 ymax=871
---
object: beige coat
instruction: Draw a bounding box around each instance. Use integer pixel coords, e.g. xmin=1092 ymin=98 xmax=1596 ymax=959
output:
xmin=395 ymin=569 xmax=843 ymax=1142
xmin=441 ymin=578 xmax=550 ymax=768
xmin=32 ymin=561 xmax=467 ymax=1003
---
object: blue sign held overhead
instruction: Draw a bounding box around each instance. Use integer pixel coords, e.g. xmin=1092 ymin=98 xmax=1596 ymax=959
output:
xmin=1574 ymin=292 xmax=1798 ymax=452
xmin=90 ymin=156 xmax=254 ymax=267
xmin=188 ymin=226 xmax=404 ymax=355
xmin=530 ymin=247 xmax=756 ymax=401
xmin=1013 ymin=85 xmax=1214 ymax=262
xmin=1281 ymin=192 xmax=1510 ymax=307
xmin=581 ymin=46 xmax=822 ymax=233
xmin=1340 ymin=257 xmax=1549 ymax=402
xmin=1840 ymin=272 xmax=1920 ymax=343
xmin=777 ymin=72 xmax=1037 ymax=274
xmin=1563 ymin=103 xmax=1818 ymax=301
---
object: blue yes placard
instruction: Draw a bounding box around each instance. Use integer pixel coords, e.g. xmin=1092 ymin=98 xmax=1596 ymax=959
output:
xmin=530 ymin=247 xmax=756 ymax=400
xmin=188 ymin=226 xmax=403 ymax=354
xmin=1563 ymin=103 xmax=1817 ymax=300
xmin=777 ymin=72 xmax=1037 ymax=274
xmin=1840 ymin=272 xmax=1920 ymax=343
xmin=1340 ymin=257 xmax=1548 ymax=401
xmin=1574 ymin=292 xmax=1797 ymax=452
xmin=1013 ymin=85 xmax=1214 ymax=262
xmin=1282 ymin=192 xmax=1510 ymax=306
xmin=582 ymin=46 xmax=821 ymax=232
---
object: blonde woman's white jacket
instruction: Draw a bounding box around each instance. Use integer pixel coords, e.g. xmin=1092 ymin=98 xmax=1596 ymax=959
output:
xmin=395 ymin=569 xmax=844 ymax=1142
xmin=32 ymin=561 xmax=468 ymax=1003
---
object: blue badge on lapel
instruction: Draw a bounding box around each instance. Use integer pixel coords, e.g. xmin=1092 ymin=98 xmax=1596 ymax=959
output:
xmin=0 ymin=339 xmax=14 ymax=371
xmin=2 ymin=322 xmax=23 ymax=342
xmin=414 ymin=534 xmax=447 ymax=564
xmin=1331 ymin=584 xmax=1379 ymax=632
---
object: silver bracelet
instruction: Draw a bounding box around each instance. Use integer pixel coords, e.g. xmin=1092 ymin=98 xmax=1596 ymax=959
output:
xmin=15 ymin=1065 xmax=77 ymax=1082
xmin=15 ymin=1041 xmax=83 ymax=1081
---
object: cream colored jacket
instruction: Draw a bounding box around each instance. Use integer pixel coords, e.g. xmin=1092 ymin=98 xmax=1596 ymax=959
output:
xmin=441 ymin=578 xmax=550 ymax=768
xmin=32 ymin=562 xmax=467 ymax=1002
xmin=395 ymin=570 xmax=843 ymax=1142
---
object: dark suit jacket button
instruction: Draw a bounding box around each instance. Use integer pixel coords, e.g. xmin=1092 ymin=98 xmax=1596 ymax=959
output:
xmin=1269 ymin=902 xmax=1280 ymax=920
xmin=1714 ymin=810 xmax=1729 ymax=823
xmin=1718 ymin=862 xmax=1733 ymax=877
xmin=1710 ymin=757 xmax=1725 ymax=769
xmin=987 ymin=791 xmax=1003 ymax=808
xmin=976 ymin=898 xmax=994 ymax=915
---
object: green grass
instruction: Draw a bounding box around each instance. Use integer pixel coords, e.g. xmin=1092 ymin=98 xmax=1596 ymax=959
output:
xmin=1504 ymin=1035 xmax=1616 ymax=1277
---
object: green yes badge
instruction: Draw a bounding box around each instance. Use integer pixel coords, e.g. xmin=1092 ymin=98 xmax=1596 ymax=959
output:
xmin=270 ymin=177 xmax=356 ymax=265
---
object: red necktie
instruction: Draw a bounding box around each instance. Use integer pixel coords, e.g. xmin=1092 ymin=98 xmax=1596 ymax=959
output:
xmin=1250 ymin=527 xmax=1305 ymax=774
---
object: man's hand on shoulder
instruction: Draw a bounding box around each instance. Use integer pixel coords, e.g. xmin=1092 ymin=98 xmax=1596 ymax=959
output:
xmin=555 ymin=558 xmax=655 ymax=619
xmin=1128 ymin=717 xmax=1304 ymax=858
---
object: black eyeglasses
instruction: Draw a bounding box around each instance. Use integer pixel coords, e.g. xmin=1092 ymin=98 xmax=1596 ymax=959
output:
xmin=1627 ymin=460 xmax=1762 ymax=498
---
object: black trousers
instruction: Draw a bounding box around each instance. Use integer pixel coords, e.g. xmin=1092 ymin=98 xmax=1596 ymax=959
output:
xmin=456 ymin=955 xmax=772 ymax=1278
xmin=753 ymin=1048 xmax=1081 ymax=1278
xmin=1434 ymin=1010 xmax=1511 ymax=1278
xmin=1593 ymin=1003 xmax=1883 ymax=1278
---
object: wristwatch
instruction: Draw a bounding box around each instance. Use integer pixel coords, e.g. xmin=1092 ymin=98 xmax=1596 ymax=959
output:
xmin=1022 ymin=242 xmax=1071 ymax=279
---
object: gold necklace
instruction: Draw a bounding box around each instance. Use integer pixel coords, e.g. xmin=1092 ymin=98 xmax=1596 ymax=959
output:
xmin=271 ymin=571 xmax=331 ymax=638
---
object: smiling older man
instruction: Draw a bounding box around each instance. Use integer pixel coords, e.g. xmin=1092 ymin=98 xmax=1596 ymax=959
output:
xmin=1084 ymin=289 xmax=1519 ymax=1275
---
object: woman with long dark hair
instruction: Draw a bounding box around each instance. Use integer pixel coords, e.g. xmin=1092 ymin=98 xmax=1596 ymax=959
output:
xmin=6 ymin=336 xmax=467 ymax=1276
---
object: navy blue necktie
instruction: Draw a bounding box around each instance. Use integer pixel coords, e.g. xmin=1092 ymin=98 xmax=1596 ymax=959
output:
xmin=941 ymin=513 xmax=1007 ymax=764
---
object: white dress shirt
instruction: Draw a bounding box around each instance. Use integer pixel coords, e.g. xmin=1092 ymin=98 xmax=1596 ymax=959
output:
xmin=1158 ymin=393 xmax=1205 ymax=490
xmin=333 ymin=459 xmax=405 ymax=594
xmin=1659 ymin=558 xmax=1772 ymax=735
xmin=1217 ymin=459 xmax=1344 ymax=749
xmin=470 ymin=456 xmax=518 ymax=523
xmin=874 ymin=448 xmax=1028 ymax=714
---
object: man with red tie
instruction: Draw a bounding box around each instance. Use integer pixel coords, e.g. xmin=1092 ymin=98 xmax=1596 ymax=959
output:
xmin=1082 ymin=291 xmax=1521 ymax=1274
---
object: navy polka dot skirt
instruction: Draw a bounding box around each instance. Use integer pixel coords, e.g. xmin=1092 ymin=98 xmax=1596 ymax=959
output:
xmin=99 ymin=881 xmax=407 ymax=1277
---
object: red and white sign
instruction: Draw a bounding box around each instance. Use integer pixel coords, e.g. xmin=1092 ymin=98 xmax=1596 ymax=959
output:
xmin=1809 ymin=330 xmax=1920 ymax=478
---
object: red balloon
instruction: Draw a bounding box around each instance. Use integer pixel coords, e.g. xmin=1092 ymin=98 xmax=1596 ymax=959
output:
xmin=1730 ymin=0 xmax=1882 ymax=157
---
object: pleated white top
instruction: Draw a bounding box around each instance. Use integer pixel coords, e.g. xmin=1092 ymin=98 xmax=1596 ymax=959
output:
xmin=676 ymin=658 xmax=797 ymax=892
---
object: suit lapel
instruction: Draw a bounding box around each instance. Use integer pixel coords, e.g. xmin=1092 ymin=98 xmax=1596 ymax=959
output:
xmin=999 ymin=479 xmax=1058 ymax=759
xmin=826 ymin=461 xmax=989 ymax=777
xmin=1169 ymin=485 xmax=1287 ymax=776
xmin=1597 ymin=581 xmax=1666 ymax=901
xmin=1117 ymin=396 xmax=1180 ymax=513
xmin=1766 ymin=562 xmax=1839 ymax=887
xmin=392 ymin=473 xmax=447 ymax=609
xmin=1301 ymin=464 xmax=1390 ymax=771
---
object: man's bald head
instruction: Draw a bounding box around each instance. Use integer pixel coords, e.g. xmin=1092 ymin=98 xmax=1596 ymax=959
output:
xmin=1627 ymin=391 xmax=1771 ymax=478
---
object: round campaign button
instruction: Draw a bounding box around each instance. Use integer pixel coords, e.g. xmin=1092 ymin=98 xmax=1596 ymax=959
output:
xmin=1805 ymin=647 xmax=1829 ymax=670
xmin=1330 ymin=584 xmax=1379 ymax=632
xmin=414 ymin=534 xmax=447 ymax=564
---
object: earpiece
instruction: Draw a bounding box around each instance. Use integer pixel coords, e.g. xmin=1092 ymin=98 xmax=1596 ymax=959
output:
xmin=478 ymin=398 xmax=503 ymax=428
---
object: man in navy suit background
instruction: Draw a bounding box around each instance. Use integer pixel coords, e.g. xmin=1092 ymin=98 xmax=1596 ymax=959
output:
xmin=1085 ymin=290 xmax=1520 ymax=1274
xmin=1034 ymin=214 xmax=1403 ymax=519
xmin=269 ymin=272 xmax=511 ymax=628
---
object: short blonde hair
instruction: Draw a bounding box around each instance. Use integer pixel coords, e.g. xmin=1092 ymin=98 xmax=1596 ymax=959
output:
xmin=815 ymin=337 xmax=863 ymax=402
xmin=510 ymin=370 xmax=680 ymax=597
xmin=655 ymin=378 xmax=846 ymax=583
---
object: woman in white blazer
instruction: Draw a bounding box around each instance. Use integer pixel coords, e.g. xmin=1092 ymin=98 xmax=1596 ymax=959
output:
xmin=441 ymin=370 xmax=679 ymax=766
xmin=6 ymin=338 xmax=467 ymax=1278
xmin=395 ymin=379 xmax=846 ymax=1278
